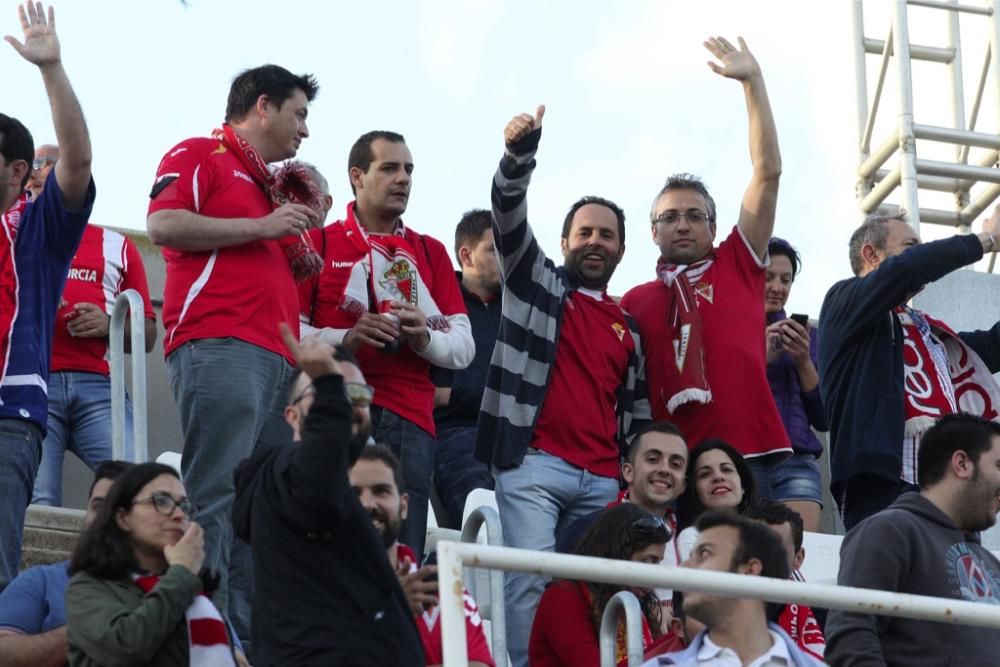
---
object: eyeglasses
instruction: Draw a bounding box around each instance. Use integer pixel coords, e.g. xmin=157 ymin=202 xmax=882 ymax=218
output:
xmin=653 ymin=210 xmax=710 ymax=225
xmin=631 ymin=514 xmax=672 ymax=539
xmin=292 ymin=382 xmax=375 ymax=408
xmin=133 ymin=491 xmax=198 ymax=519
xmin=345 ymin=382 xmax=375 ymax=407
xmin=31 ymin=157 xmax=55 ymax=172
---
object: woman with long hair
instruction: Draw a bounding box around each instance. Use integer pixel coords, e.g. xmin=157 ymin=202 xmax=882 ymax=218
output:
xmin=759 ymin=237 xmax=827 ymax=531
xmin=65 ymin=462 xmax=238 ymax=667
xmin=529 ymin=503 xmax=671 ymax=666
xmin=675 ymin=438 xmax=758 ymax=559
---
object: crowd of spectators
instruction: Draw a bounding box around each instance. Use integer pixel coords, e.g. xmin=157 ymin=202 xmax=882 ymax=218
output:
xmin=3 ymin=3 xmax=1000 ymax=665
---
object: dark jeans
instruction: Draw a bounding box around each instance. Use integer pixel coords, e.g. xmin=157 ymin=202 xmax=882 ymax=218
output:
xmin=166 ymin=337 xmax=293 ymax=646
xmin=371 ymin=406 xmax=435 ymax=557
xmin=0 ymin=419 xmax=42 ymax=592
xmin=433 ymin=424 xmax=494 ymax=529
xmin=839 ymin=473 xmax=920 ymax=531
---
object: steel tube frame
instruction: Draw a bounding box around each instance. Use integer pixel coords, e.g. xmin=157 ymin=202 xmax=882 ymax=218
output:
xmin=437 ymin=542 xmax=1000 ymax=667
xmin=599 ymin=591 xmax=644 ymax=667
xmin=459 ymin=507 xmax=507 ymax=667
xmin=109 ymin=289 xmax=147 ymax=463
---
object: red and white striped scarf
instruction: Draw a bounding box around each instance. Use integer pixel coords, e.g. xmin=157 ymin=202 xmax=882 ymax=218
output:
xmin=649 ymin=255 xmax=713 ymax=414
xmin=133 ymin=573 xmax=236 ymax=666
xmin=0 ymin=193 xmax=28 ymax=381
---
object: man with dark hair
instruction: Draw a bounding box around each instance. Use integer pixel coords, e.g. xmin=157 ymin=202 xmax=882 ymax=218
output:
xmin=818 ymin=208 xmax=1000 ymax=529
xmin=350 ymin=445 xmax=494 ymax=667
xmin=298 ymin=130 xmax=473 ymax=557
xmin=645 ymin=512 xmax=823 ymax=666
xmin=27 ymin=144 xmax=157 ymax=508
xmin=746 ymin=502 xmax=825 ymax=661
xmin=1 ymin=2 xmax=94 ymax=593
xmin=430 ymin=208 xmax=501 ymax=529
xmin=0 ymin=461 xmax=133 ymax=667
xmin=476 ymin=106 xmax=650 ymax=666
xmin=145 ymin=63 xmax=319 ymax=635
xmin=233 ymin=326 xmax=424 ymax=665
xmin=826 ymin=413 xmax=1000 ymax=666
xmin=621 ymin=38 xmax=788 ymax=483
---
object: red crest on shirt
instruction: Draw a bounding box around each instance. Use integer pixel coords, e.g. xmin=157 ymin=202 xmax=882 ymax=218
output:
xmin=381 ymin=259 xmax=418 ymax=304
xmin=695 ymin=281 xmax=714 ymax=304
xmin=611 ymin=322 xmax=625 ymax=341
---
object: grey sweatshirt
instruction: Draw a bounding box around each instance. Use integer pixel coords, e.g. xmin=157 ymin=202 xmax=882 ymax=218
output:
xmin=825 ymin=492 xmax=1000 ymax=666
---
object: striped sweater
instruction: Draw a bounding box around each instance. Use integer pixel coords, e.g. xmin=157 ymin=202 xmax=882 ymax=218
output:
xmin=475 ymin=129 xmax=650 ymax=470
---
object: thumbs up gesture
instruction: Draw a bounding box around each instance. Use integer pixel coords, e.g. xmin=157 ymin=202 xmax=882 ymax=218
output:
xmin=504 ymin=105 xmax=546 ymax=148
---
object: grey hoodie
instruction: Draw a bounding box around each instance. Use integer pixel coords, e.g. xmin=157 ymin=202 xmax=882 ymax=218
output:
xmin=825 ymin=492 xmax=1000 ymax=667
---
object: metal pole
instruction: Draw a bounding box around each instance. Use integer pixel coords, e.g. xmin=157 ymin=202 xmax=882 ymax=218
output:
xmin=109 ymin=289 xmax=147 ymax=463
xmin=439 ymin=542 xmax=1000 ymax=629
xmin=439 ymin=541 xmax=470 ymax=667
xmin=599 ymin=591 xmax=644 ymax=667
xmin=893 ymin=0 xmax=922 ymax=229
xmin=945 ymin=0 xmax=971 ymax=230
xmin=853 ymin=0 xmax=874 ymax=203
xmin=460 ymin=507 xmax=507 ymax=667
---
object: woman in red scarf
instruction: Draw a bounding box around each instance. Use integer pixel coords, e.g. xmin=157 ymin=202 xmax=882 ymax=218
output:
xmin=65 ymin=463 xmax=241 ymax=667
xmin=529 ymin=503 xmax=670 ymax=667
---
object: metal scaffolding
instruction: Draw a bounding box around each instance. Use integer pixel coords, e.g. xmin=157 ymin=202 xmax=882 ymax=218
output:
xmin=853 ymin=0 xmax=1000 ymax=247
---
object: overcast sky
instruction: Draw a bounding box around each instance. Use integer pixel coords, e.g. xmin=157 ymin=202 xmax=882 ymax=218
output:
xmin=6 ymin=0 xmax=1000 ymax=315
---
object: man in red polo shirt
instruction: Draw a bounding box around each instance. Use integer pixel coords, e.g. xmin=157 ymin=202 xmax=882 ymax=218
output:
xmin=28 ymin=144 xmax=156 ymax=508
xmin=146 ymin=64 xmax=320 ymax=641
xmin=621 ymin=36 xmax=788 ymax=476
xmin=298 ymin=130 xmax=473 ymax=558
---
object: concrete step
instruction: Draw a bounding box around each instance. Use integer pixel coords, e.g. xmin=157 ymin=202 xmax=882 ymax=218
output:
xmin=20 ymin=504 xmax=84 ymax=570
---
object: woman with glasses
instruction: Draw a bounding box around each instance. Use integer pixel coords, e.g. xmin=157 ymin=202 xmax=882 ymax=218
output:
xmin=65 ymin=462 xmax=239 ymax=667
xmin=675 ymin=439 xmax=758 ymax=560
xmin=529 ymin=503 xmax=672 ymax=666
xmin=758 ymin=237 xmax=827 ymax=532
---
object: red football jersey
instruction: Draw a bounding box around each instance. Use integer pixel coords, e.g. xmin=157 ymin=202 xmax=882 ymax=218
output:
xmin=51 ymin=224 xmax=155 ymax=375
xmin=148 ymin=137 xmax=298 ymax=361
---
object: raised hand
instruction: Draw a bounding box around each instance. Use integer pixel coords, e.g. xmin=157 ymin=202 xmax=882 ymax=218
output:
xmin=280 ymin=322 xmax=342 ymax=379
xmin=395 ymin=556 xmax=438 ymax=616
xmin=504 ymin=105 xmax=545 ymax=147
xmin=704 ymin=36 xmax=760 ymax=82
xmin=980 ymin=204 xmax=1000 ymax=251
xmin=4 ymin=2 xmax=60 ymax=68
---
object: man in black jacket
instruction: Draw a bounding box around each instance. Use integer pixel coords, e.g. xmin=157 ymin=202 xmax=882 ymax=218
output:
xmin=232 ymin=325 xmax=423 ymax=666
xmin=818 ymin=209 xmax=1000 ymax=530
xmin=431 ymin=208 xmax=502 ymax=529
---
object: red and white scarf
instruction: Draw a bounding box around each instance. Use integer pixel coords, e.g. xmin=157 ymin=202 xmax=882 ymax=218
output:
xmin=211 ymin=124 xmax=323 ymax=281
xmin=339 ymin=211 xmax=451 ymax=332
xmin=650 ymin=256 xmax=713 ymax=414
xmin=0 ymin=193 xmax=28 ymax=379
xmin=898 ymin=306 xmax=1000 ymax=437
xmin=133 ymin=573 xmax=236 ymax=666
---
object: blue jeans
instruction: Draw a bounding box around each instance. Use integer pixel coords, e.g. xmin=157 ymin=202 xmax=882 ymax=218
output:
xmin=167 ymin=337 xmax=293 ymax=645
xmin=747 ymin=452 xmax=824 ymax=506
xmin=32 ymin=371 xmax=133 ymax=506
xmin=371 ymin=406 xmax=435 ymax=558
xmin=494 ymin=448 xmax=619 ymax=667
xmin=0 ymin=419 xmax=43 ymax=592
xmin=433 ymin=424 xmax=494 ymax=529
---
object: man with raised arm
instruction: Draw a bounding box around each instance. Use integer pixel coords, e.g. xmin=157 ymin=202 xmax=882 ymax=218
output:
xmin=818 ymin=209 xmax=1000 ymax=529
xmin=476 ymin=106 xmax=650 ymax=666
xmin=0 ymin=1 xmax=94 ymax=592
xmin=146 ymin=64 xmax=320 ymax=637
xmin=621 ymin=37 xmax=789 ymax=482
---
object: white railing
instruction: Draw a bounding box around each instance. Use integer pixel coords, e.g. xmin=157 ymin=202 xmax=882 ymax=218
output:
xmin=436 ymin=541 xmax=1000 ymax=667
xmin=459 ymin=506 xmax=507 ymax=667
xmin=109 ymin=289 xmax=148 ymax=463
xmin=599 ymin=591 xmax=644 ymax=667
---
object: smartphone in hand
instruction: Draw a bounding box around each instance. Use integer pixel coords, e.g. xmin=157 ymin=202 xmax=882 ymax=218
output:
xmin=790 ymin=313 xmax=809 ymax=328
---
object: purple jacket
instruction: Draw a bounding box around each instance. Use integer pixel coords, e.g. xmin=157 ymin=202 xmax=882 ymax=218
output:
xmin=767 ymin=310 xmax=826 ymax=456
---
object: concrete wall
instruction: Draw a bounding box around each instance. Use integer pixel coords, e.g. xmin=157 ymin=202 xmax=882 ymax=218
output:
xmin=913 ymin=268 xmax=1000 ymax=549
xmin=59 ymin=229 xmax=183 ymax=509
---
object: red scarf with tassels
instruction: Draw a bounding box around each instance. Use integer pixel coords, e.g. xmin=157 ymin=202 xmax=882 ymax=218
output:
xmin=0 ymin=193 xmax=29 ymax=372
xmin=210 ymin=124 xmax=322 ymax=281
xmin=649 ymin=256 xmax=712 ymax=415
xmin=133 ymin=573 xmax=235 ymax=666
